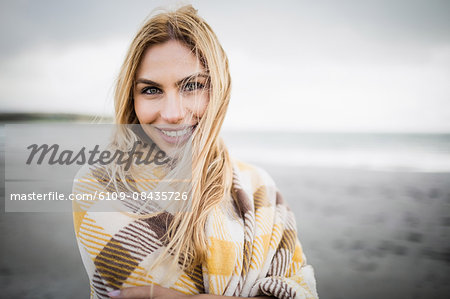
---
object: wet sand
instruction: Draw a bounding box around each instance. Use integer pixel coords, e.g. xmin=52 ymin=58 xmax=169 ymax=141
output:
xmin=1 ymin=162 xmax=449 ymax=298
xmin=264 ymin=164 xmax=450 ymax=299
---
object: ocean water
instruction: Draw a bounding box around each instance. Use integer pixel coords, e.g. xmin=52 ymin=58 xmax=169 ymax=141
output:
xmin=221 ymin=131 xmax=450 ymax=173
xmin=1 ymin=125 xmax=450 ymax=173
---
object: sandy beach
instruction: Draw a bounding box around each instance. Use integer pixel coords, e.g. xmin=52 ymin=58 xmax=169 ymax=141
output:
xmin=1 ymin=161 xmax=449 ymax=298
xmin=264 ymin=164 xmax=450 ymax=299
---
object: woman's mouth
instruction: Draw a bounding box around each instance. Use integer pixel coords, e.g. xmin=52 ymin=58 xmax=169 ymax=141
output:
xmin=156 ymin=125 xmax=196 ymax=144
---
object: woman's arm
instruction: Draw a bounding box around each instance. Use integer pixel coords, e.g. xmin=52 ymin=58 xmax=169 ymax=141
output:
xmin=108 ymin=285 xmax=275 ymax=298
xmin=197 ymin=296 xmax=273 ymax=299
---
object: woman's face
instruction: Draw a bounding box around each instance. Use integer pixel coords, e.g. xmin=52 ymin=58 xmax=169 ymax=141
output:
xmin=134 ymin=40 xmax=209 ymax=153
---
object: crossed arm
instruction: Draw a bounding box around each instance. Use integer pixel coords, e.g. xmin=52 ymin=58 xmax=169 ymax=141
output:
xmin=107 ymin=285 xmax=274 ymax=299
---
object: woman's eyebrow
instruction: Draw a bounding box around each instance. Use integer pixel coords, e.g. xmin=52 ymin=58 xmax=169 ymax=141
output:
xmin=135 ymin=78 xmax=162 ymax=87
xmin=176 ymin=73 xmax=209 ymax=85
xmin=135 ymin=73 xmax=209 ymax=87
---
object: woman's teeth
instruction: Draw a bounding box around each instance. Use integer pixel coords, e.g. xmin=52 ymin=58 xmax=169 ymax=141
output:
xmin=160 ymin=128 xmax=191 ymax=137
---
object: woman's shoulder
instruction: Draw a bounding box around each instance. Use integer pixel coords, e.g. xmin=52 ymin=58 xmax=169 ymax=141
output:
xmin=231 ymin=159 xmax=280 ymax=208
xmin=232 ymin=159 xmax=276 ymax=188
xmin=72 ymin=163 xmax=110 ymax=191
xmin=71 ymin=163 xmax=120 ymax=212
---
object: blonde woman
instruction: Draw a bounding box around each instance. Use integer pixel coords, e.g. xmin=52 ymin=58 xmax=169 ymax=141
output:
xmin=72 ymin=5 xmax=318 ymax=299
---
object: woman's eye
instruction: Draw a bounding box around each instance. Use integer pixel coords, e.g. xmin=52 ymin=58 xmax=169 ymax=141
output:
xmin=142 ymin=87 xmax=162 ymax=95
xmin=183 ymin=82 xmax=204 ymax=92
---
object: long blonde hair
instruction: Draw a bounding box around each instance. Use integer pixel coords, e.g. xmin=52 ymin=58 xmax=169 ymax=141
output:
xmin=114 ymin=5 xmax=233 ymax=273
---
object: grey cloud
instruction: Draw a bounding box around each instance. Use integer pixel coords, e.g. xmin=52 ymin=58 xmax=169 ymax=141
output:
xmin=0 ymin=0 xmax=161 ymax=57
xmin=310 ymin=0 xmax=450 ymax=44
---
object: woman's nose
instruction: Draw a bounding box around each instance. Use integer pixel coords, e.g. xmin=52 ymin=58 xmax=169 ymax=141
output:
xmin=160 ymin=91 xmax=186 ymax=123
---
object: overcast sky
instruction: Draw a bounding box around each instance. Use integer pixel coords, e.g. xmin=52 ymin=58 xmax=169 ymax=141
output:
xmin=1 ymin=0 xmax=449 ymax=132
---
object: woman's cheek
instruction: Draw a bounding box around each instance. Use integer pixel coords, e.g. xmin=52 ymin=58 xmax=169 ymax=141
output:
xmin=135 ymin=98 xmax=158 ymax=124
xmin=191 ymin=95 xmax=209 ymax=118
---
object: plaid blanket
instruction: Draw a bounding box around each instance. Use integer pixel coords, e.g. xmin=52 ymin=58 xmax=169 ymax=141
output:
xmin=72 ymin=161 xmax=318 ymax=298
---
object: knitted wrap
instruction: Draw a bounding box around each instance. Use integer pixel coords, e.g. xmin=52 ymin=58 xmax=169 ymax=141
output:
xmin=72 ymin=161 xmax=318 ymax=298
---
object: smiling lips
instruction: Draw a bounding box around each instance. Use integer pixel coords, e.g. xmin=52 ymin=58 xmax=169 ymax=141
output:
xmin=156 ymin=125 xmax=195 ymax=144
